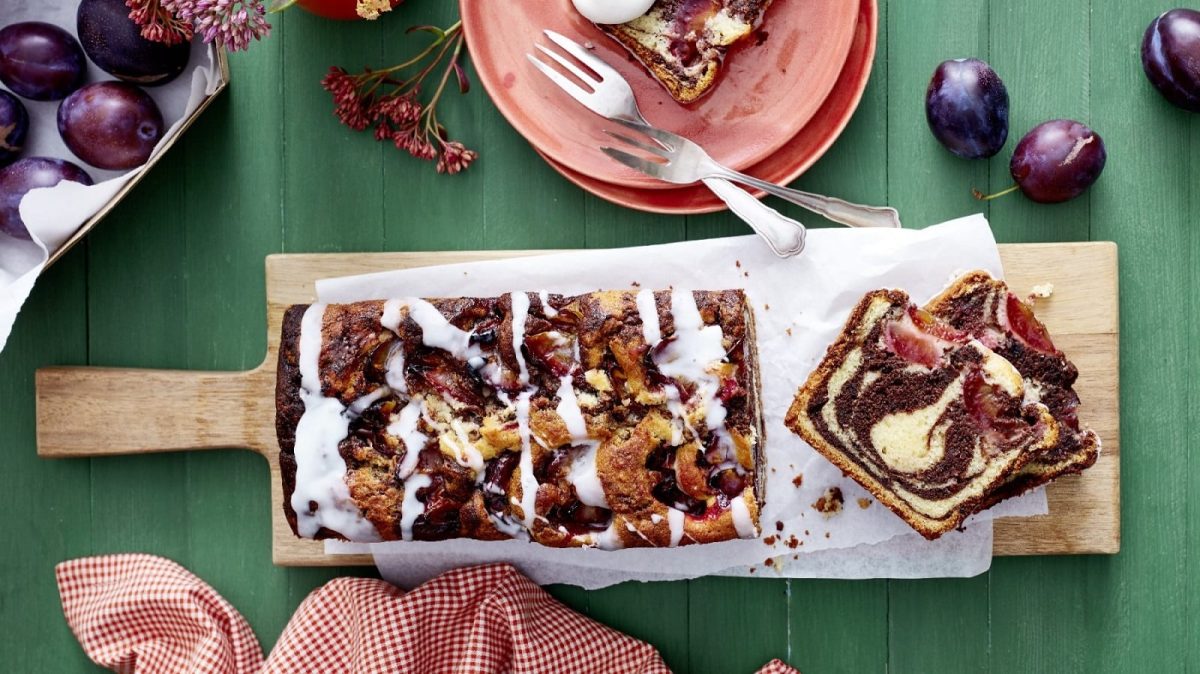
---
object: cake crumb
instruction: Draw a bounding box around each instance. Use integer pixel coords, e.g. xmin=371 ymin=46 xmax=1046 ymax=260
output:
xmin=786 ymin=327 xmax=793 ymax=336
xmin=748 ymin=567 xmax=756 ymax=574
xmin=825 ymin=532 xmax=831 ymax=539
xmin=775 ymin=520 xmax=784 ymax=532
xmin=764 ymin=303 xmax=770 ymax=311
xmin=743 ymin=271 xmax=749 ymax=277
xmin=763 ymin=535 xmax=778 ymax=546
xmin=786 ymin=535 xmax=799 ymax=549
xmin=764 ymin=557 xmax=775 ymax=568
xmin=1029 ymin=282 xmax=1054 ymax=299
xmin=857 ymin=498 xmax=872 ymax=510
xmin=804 ymin=529 xmax=809 ymax=536
xmin=813 ymin=487 xmax=844 ymax=516
xmin=792 ymin=474 xmax=804 ymax=488
xmin=631 ymin=280 xmax=641 ymax=287
xmin=735 ymin=260 xmax=742 ymax=268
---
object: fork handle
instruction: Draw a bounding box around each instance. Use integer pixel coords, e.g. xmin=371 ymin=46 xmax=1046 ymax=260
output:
xmin=702 ymin=178 xmax=806 ymax=258
xmin=714 ymin=169 xmax=901 ymax=229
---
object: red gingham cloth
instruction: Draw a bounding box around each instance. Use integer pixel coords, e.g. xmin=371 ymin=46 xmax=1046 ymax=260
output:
xmin=57 ymin=554 xmax=799 ymax=674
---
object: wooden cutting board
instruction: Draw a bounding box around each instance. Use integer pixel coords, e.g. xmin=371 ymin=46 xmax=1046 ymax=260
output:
xmin=35 ymin=243 xmax=1120 ymax=566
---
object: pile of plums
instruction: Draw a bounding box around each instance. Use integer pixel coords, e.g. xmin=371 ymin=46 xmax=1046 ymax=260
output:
xmin=0 ymin=0 xmax=189 ymax=239
xmin=925 ymin=59 xmax=1106 ymax=204
xmin=925 ymin=8 xmax=1199 ymax=205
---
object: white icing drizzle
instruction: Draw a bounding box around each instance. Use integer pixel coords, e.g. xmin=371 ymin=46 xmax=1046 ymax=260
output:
xmin=593 ymin=522 xmax=625 ymax=550
xmin=567 ymin=441 xmax=607 ymax=508
xmin=289 ymin=304 xmax=381 ymax=542
xmin=384 ymin=297 xmax=479 ymax=361
xmin=538 ymin=290 xmax=558 ymax=317
xmin=636 ymin=289 xmax=661 ymax=344
xmin=730 ymin=496 xmax=758 ymax=538
xmin=667 ymin=507 xmax=686 ymax=547
xmin=511 ymin=292 xmax=531 ymax=386
xmin=514 ymin=391 xmax=539 ymax=528
xmin=556 ymin=372 xmax=609 ymax=509
xmin=399 ymin=473 xmax=432 ymax=541
xmin=650 ymin=513 xmax=664 ymax=524
xmin=347 ymin=386 xmax=389 ymax=415
xmin=624 ymin=520 xmax=657 ymax=546
xmin=384 ymin=344 xmax=408 ymax=394
xmin=654 ymin=289 xmax=733 ymax=454
xmin=387 ymin=397 xmax=427 ymax=480
xmin=555 ymin=375 xmax=589 ymax=440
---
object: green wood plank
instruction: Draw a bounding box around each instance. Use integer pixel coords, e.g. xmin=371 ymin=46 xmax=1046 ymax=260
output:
xmin=281 ymin=10 xmax=385 ymax=253
xmin=885 ymin=3 xmax=994 ymax=671
xmin=0 ymin=250 xmax=94 ymax=670
xmin=983 ymin=1 xmax=1096 ymax=671
xmin=786 ymin=4 xmax=891 ymax=669
xmin=887 ymin=0 xmax=990 ymax=231
xmin=1086 ymin=2 xmax=1192 ymax=671
xmin=689 ymin=576 xmax=790 ymax=673
xmin=790 ymin=580 xmax=888 ymax=674
xmin=1188 ymin=106 xmax=1199 ymax=673
xmin=179 ymin=38 xmax=294 ymax=648
xmin=983 ymin=0 xmax=1091 ymax=243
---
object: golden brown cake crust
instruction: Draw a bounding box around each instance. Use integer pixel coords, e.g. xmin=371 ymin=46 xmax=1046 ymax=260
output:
xmin=277 ymin=289 xmax=763 ymax=549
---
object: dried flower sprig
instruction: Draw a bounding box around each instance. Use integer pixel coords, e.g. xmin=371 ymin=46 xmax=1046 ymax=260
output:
xmin=322 ymin=21 xmax=476 ymax=174
xmin=126 ymin=0 xmax=271 ymax=52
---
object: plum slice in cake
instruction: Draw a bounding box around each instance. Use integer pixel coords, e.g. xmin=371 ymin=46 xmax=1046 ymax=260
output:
xmin=598 ymin=0 xmax=774 ymax=103
xmin=784 ymin=290 xmax=1060 ymax=540
xmin=925 ymin=271 xmax=1100 ymax=506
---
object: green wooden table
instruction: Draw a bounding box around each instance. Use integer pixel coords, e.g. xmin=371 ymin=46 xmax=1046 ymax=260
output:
xmin=2 ymin=0 xmax=1196 ymax=670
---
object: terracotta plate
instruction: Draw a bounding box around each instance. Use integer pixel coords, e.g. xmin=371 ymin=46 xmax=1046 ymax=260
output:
xmin=540 ymin=0 xmax=877 ymax=213
xmin=461 ymin=0 xmax=860 ymax=189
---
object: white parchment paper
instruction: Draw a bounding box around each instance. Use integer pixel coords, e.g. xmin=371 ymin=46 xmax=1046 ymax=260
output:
xmin=0 ymin=0 xmax=224 ymax=351
xmin=316 ymin=215 xmax=1048 ymax=588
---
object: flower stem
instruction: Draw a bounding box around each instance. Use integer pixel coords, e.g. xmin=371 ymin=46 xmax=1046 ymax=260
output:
xmin=972 ymin=184 xmax=1021 ymax=201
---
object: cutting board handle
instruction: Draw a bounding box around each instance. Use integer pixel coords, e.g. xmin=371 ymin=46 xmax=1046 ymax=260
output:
xmin=36 ymin=365 xmax=275 ymax=458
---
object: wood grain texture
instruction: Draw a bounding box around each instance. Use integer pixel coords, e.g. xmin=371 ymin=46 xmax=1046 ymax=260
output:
xmin=2 ymin=1 xmax=1193 ymax=671
xmin=35 ymin=241 xmax=1120 ymax=569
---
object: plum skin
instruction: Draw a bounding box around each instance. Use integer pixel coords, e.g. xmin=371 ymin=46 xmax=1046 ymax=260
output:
xmin=0 ymin=22 xmax=88 ymax=101
xmin=1141 ymin=8 xmax=1200 ymax=113
xmin=0 ymin=90 xmax=29 ymax=167
xmin=0 ymin=157 xmax=93 ymax=239
xmin=925 ymin=58 xmax=1010 ymax=159
xmin=1009 ymin=120 xmax=1106 ymax=204
xmin=77 ymin=0 xmax=191 ymax=86
xmin=57 ymin=81 xmax=165 ymax=171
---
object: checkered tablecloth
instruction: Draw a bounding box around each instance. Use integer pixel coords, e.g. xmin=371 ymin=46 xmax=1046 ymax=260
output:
xmin=56 ymin=554 xmax=798 ymax=673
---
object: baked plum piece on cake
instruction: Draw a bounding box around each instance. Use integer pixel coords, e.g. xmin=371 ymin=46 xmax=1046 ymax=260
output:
xmin=926 ymin=271 xmax=1100 ymax=506
xmin=598 ymin=0 xmax=774 ymax=103
xmin=785 ymin=289 xmax=1060 ymax=539
xmin=275 ymin=289 xmax=764 ymax=548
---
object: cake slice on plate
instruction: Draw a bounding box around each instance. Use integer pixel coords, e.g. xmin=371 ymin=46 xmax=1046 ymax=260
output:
xmin=598 ymin=0 xmax=774 ymax=103
xmin=925 ymin=271 xmax=1101 ymax=506
xmin=784 ymin=289 xmax=1059 ymax=540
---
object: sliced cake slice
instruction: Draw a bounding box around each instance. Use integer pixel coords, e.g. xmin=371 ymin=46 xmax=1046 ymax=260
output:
xmin=598 ymin=0 xmax=774 ymax=103
xmin=925 ymin=271 xmax=1101 ymax=507
xmin=784 ymin=289 xmax=1060 ymax=539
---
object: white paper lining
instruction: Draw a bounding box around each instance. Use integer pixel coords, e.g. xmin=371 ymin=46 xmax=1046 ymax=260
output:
xmin=312 ymin=216 xmax=1048 ymax=587
xmin=0 ymin=0 xmax=225 ymax=351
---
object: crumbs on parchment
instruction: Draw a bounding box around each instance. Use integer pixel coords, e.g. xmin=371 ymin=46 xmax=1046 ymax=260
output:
xmin=813 ymin=487 xmax=844 ymax=516
xmin=775 ymin=520 xmax=784 ymax=532
xmin=857 ymin=498 xmax=872 ymax=510
xmin=792 ymin=473 xmax=804 ymax=488
xmin=786 ymin=535 xmax=799 ymax=549
xmin=763 ymin=535 xmax=778 ymax=546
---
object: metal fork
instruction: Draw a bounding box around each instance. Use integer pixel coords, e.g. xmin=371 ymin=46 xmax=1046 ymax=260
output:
xmin=528 ymin=30 xmax=806 ymax=257
xmin=527 ymin=30 xmax=900 ymax=226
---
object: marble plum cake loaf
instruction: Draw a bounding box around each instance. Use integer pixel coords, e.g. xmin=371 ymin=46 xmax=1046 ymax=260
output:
xmin=275 ymin=289 xmax=763 ymax=548
xmin=599 ymin=0 xmax=774 ymax=103
xmin=925 ymin=272 xmax=1100 ymax=507
xmin=784 ymin=289 xmax=1060 ymax=540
